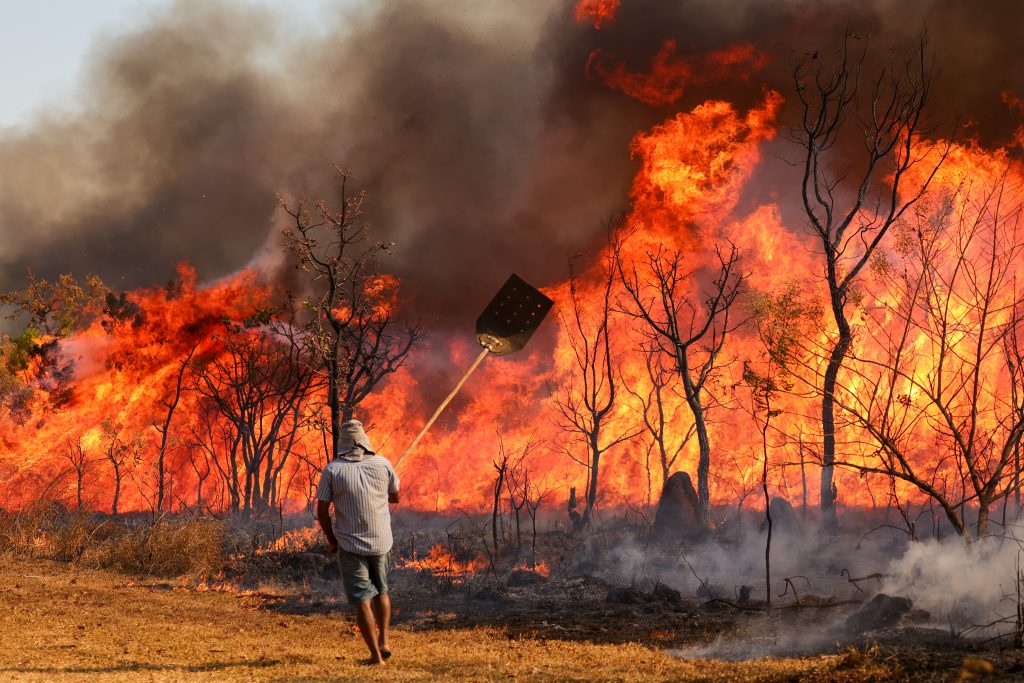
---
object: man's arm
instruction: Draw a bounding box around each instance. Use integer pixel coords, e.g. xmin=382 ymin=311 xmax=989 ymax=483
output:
xmin=316 ymin=500 xmax=338 ymax=553
xmin=387 ymin=462 xmax=400 ymax=505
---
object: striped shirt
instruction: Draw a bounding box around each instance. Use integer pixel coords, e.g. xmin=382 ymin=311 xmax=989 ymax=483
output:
xmin=316 ymin=455 xmax=399 ymax=555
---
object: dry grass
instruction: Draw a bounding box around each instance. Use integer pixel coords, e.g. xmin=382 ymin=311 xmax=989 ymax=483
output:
xmin=0 ymin=504 xmax=226 ymax=577
xmin=78 ymin=517 xmax=225 ymax=576
xmin=0 ymin=555 xmax=916 ymax=682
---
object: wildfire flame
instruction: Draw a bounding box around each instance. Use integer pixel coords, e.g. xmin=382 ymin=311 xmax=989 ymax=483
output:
xmin=574 ymin=0 xmax=620 ymax=30
xmin=1 ymin=9 xmax=1022 ymax=530
xmin=398 ymin=544 xmax=487 ymax=576
xmin=587 ymin=40 xmax=768 ymax=107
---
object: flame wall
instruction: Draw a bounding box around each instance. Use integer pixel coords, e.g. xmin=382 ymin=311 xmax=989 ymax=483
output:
xmin=1 ymin=0 xmax=1023 ymax=518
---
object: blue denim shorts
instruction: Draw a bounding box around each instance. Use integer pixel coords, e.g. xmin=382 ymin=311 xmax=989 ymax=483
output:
xmin=336 ymin=549 xmax=390 ymax=604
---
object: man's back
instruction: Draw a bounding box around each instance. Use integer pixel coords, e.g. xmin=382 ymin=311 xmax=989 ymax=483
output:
xmin=316 ymin=455 xmax=399 ymax=556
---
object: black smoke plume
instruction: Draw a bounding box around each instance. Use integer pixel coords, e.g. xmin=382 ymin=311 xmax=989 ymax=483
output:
xmin=0 ymin=0 xmax=1019 ymax=329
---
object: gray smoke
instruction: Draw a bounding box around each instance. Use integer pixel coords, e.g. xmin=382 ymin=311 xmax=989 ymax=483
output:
xmin=0 ymin=0 xmax=1020 ymax=328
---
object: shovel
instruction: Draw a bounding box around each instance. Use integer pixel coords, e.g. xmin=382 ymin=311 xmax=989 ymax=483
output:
xmin=394 ymin=273 xmax=553 ymax=466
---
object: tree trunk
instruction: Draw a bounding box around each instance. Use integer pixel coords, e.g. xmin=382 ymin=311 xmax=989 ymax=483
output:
xmin=1016 ymin=439 xmax=1021 ymax=514
xmin=692 ymin=405 xmax=711 ymax=529
xmin=492 ymin=467 xmax=505 ymax=555
xmin=111 ymin=467 xmax=121 ymax=516
xmin=800 ymin=443 xmax=808 ymax=519
xmin=244 ymin=469 xmax=253 ymax=515
xmin=328 ymin=355 xmax=342 ymax=463
xmin=820 ymin=301 xmax=851 ymax=534
xmin=761 ymin=407 xmax=773 ymax=609
xmin=977 ymin=501 xmax=990 ymax=537
xmin=583 ymin=434 xmax=601 ymax=527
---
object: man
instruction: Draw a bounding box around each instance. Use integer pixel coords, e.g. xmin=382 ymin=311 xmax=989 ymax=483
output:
xmin=316 ymin=419 xmax=400 ymax=665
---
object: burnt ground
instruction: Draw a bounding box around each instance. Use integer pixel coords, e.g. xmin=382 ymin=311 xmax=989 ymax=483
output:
xmin=9 ymin=505 xmax=1024 ymax=680
xmin=206 ymin=546 xmax=1024 ymax=681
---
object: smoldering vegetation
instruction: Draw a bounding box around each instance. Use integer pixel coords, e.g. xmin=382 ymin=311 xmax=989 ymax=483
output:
xmin=569 ymin=505 xmax=1024 ymax=661
xmin=0 ymin=0 xmax=1021 ymax=332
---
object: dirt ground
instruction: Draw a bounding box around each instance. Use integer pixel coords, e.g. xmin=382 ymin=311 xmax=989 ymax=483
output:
xmin=2 ymin=554 xmax=1023 ymax=682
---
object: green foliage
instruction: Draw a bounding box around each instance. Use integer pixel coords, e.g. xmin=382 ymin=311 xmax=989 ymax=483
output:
xmin=5 ymin=326 xmax=39 ymax=373
xmin=744 ymin=283 xmax=821 ymax=411
xmin=242 ymin=307 xmax=274 ymax=328
xmin=747 ymin=283 xmax=821 ymax=372
xmin=0 ymin=270 xmax=109 ymax=337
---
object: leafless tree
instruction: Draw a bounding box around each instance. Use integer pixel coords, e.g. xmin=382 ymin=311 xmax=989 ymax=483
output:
xmin=62 ymin=437 xmax=90 ymax=512
xmin=618 ymin=239 xmax=746 ymax=528
xmin=789 ymin=30 xmax=954 ymax=531
xmin=826 ymin=172 xmax=1024 ymax=537
xmin=500 ymin=435 xmax=541 ymax=558
xmin=523 ymin=476 xmax=553 ymax=570
xmin=555 ymin=250 xmax=637 ymax=529
xmin=190 ymin=316 xmax=319 ymax=515
xmin=190 ymin=397 xmax=242 ymax=512
xmin=279 ymin=167 xmax=422 ymax=461
xmin=491 ymin=447 xmax=510 ymax=556
xmin=625 ymin=344 xmax=695 ymax=494
xmin=102 ymin=420 xmax=140 ymax=516
xmin=184 ymin=441 xmax=213 ymax=514
xmin=152 ymin=342 xmax=198 ymax=514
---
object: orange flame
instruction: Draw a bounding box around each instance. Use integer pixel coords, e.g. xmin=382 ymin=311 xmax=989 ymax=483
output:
xmin=398 ymin=544 xmax=486 ymax=575
xmin=574 ymin=0 xmax=620 ymax=29
xmin=587 ymin=40 xmax=768 ymax=106
xmin=2 ymin=26 xmax=1021 ymax=527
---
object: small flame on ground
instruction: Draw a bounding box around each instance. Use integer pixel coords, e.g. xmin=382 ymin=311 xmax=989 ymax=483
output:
xmin=397 ymin=543 xmax=487 ymax=576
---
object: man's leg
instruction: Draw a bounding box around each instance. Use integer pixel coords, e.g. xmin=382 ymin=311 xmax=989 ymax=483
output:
xmin=372 ymin=591 xmax=391 ymax=656
xmin=354 ymin=598 xmax=384 ymax=664
xmin=338 ymin=550 xmax=385 ymax=665
xmin=367 ymin=552 xmax=392 ymax=657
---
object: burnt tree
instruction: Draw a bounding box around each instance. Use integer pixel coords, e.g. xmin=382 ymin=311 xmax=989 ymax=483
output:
xmin=62 ymin=437 xmax=90 ymax=512
xmin=625 ymin=344 xmax=695 ymax=498
xmin=190 ymin=398 xmax=242 ymax=513
xmin=555 ymin=250 xmax=637 ymax=529
xmin=101 ymin=420 xmax=137 ymax=516
xmin=618 ymin=240 xmax=746 ymax=528
xmin=152 ymin=343 xmax=197 ymax=514
xmin=190 ymin=317 xmax=318 ymax=514
xmin=790 ymin=31 xmax=953 ymax=532
xmin=279 ymin=168 xmax=422 ymax=462
xmin=833 ymin=172 xmax=1024 ymax=537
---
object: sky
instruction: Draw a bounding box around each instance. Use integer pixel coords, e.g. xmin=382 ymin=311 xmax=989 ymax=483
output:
xmin=0 ymin=0 xmax=337 ymax=127
xmin=0 ymin=1 xmax=162 ymax=126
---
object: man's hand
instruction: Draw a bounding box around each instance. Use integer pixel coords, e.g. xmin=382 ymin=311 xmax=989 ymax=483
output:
xmin=316 ymin=500 xmax=339 ymax=555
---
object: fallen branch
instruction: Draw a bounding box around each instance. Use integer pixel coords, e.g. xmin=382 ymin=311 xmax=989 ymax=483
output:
xmin=841 ymin=569 xmax=886 ymax=594
xmin=685 ymin=597 xmax=863 ymax=616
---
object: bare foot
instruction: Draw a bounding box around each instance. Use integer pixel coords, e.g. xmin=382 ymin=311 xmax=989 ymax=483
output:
xmin=379 ymin=637 xmax=392 ymax=660
xmin=365 ymin=656 xmax=386 ymax=666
